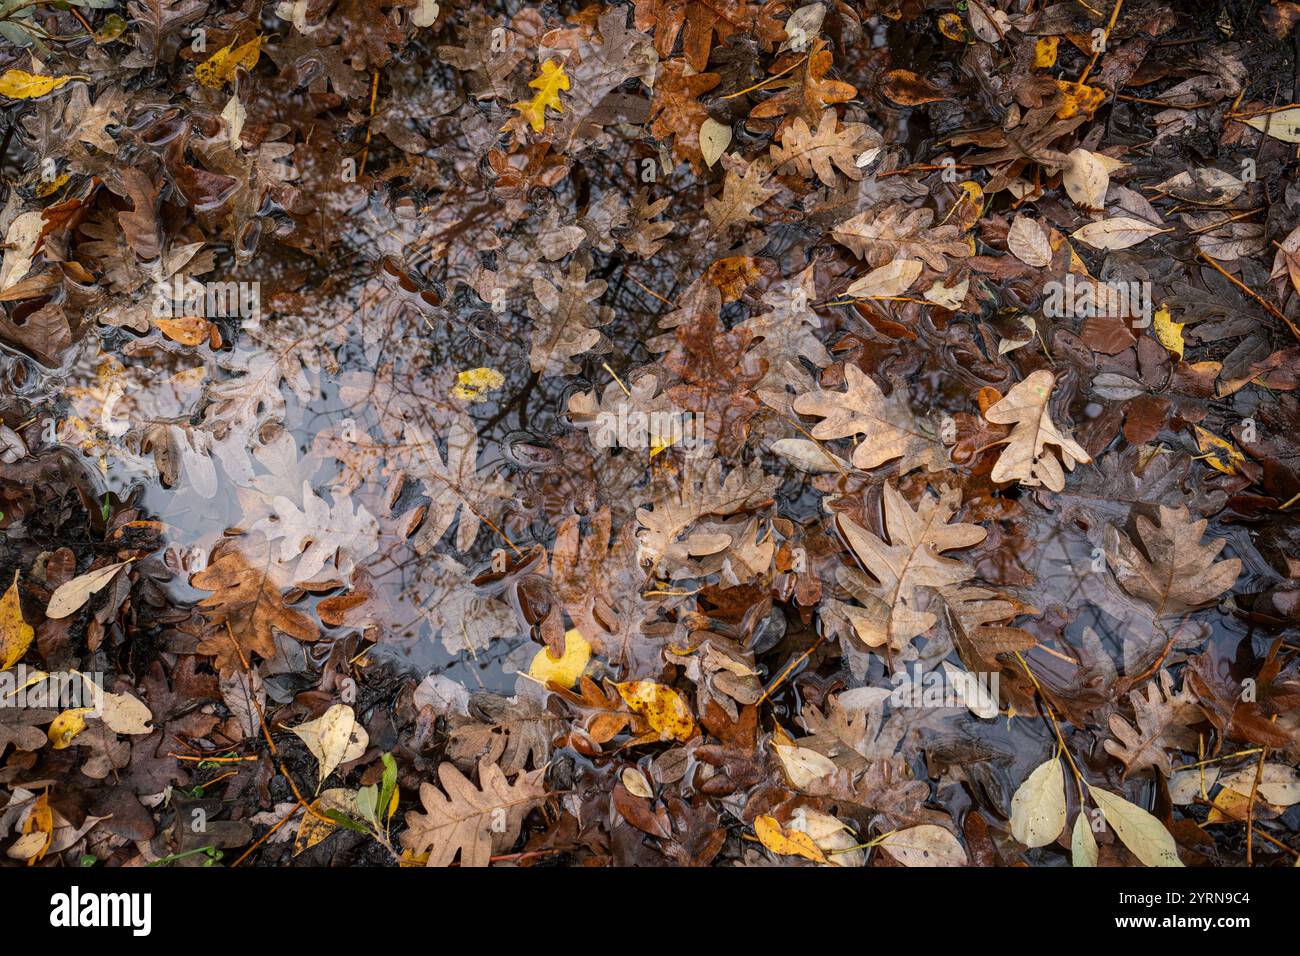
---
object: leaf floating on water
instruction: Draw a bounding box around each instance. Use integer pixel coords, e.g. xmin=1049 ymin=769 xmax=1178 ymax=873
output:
xmin=194 ymin=36 xmax=265 ymax=89
xmin=510 ymin=59 xmax=569 ymax=132
xmin=0 ymin=69 xmax=83 ymax=99
xmin=877 ymin=825 xmax=967 ymax=867
xmin=754 ymin=814 xmax=828 ymax=864
xmin=1087 ymin=786 xmax=1184 ymax=867
xmin=0 ymin=572 xmax=34 ymax=670
xmin=1009 ymin=757 xmax=1067 ymax=848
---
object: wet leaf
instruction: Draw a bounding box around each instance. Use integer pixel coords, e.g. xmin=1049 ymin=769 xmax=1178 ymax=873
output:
xmin=0 ymin=572 xmax=34 ymax=670
xmin=1009 ymin=757 xmax=1067 ymax=848
xmin=45 ymin=561 xmax=132 ymax=620
xmin=754 ymin=814 xmax=828 ymax=864
xmin=1088 ymin=786 xmax=1184 ymax=867
xmin=291 ymin=704 xmax=369 ymax=787
xmin=983 ymin=370 xmax=1091 ymax=492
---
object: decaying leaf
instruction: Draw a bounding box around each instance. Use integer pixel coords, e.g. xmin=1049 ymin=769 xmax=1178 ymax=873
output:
xmin=291 ymin=704 xmax=369 ymax=787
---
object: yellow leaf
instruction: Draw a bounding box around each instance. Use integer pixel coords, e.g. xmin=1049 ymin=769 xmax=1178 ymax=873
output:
xmin=1034 ymin=37 xmax=1059 ymax=69
xmin=195 ymin=35 xmax=265 ymax=89
xmin=1054 ymin=79 xmax=1106 ymax=119
xmin=0 ymin=571 xmax=34 ymax=671
xmin=754 ymin=814 xmax=828 ymax=864
xmin=154 ymin=316 xmax=212 ymax=346
xmin=1193 ymin=425 xmax=1245 ymax=476
xmin=510 ymin=59 xmax=570 ymax=133
xmin=1152 ymin=304 xmax=1184 ymax=359
xmin=452 ymin=366 xmax=505 ymax=401
xmin=0 ymin=69 xmax=80 ymax=100
xmin=937 ymin=13 xmax=965 ymax=42
xmin=615 ymin=680 xmax=696 ymax=742
xmin=293 ymin=788 xmax=354 ymax=856
xmin=19 ymin=792 xmax=53 ymax=865
xmin=48 ymin=708 xmax=93 ymax=749
xmin=34 ymin=174 xmax=69 ymax=198
xmin=528 ymin=628 xmax=590 ymax=688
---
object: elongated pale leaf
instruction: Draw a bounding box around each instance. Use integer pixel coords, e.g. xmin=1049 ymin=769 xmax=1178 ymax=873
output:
xmin=878 ymin=825 xmax=967 ymax=866
xmin=769 ymin=438 xmax=849 ymax=474
xmin=99 ymin=690 xmax=153 ymax=735
xmin=0 ymin=572 xmax=34 ymax=670
xmin=1088 ymin=785 xmax=1183 ymax=867
xmin=773 ymin=743 xmax=837 ymax=790
xmin=1072 ymin=217 xmax=1168 ymax=250
xmin=1219 ymin=764 xmax=1300 ymax=806
xmin=1072 ymin=811 xmax=1099 ymax=867
xmin=45 ymin=561 xmax=131 ymax=620
xmin=1010 ymin=757 xmax=1067 ymax=847
xmin=700 ymin=117 xmax=731 ymax=168
xmin=1242 ymin=108 xmax=1300 ymax=143
xmin=846 ymin=259 xmax=922 ymax=298
xmin=0 ymin=69 xmax=80 ymax=99
xmin=1063 ymin=148 xmax=1109 ymax=210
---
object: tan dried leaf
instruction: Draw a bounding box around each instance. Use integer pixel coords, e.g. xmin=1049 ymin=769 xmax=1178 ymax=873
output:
xmin=1104 ymin=505 xmax=1242 ymax=615
xmin=838 ymin=483 xmax=985 ymax=650
xmin=401 ymin=758 xmax=546 ymax=867
xmin=792 ymin=365 xmax=947 ymax=473
xmin=983 ymin=370 xmax=1090 ymax=491
xmin=833 ymin=204 xmax=969 ymax=271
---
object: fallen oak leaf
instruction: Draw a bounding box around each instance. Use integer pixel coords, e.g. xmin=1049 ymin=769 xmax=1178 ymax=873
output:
xmin=400 ymin=757 xmax=546 ymax=867
xmin=510 ymin=59 xmax=570 ymax=133
xmin=837 ymin=483 xmax=985 ymax=651
xmin=983 ymin=370 xmax=1091 ymax=492
xmin=792 ymin=364 xmax=947 ymax=473
xmin=192 ymin=546 xmax=319 ymax=676
xmin=1103 ymin=504 xmax=1241 ymax=615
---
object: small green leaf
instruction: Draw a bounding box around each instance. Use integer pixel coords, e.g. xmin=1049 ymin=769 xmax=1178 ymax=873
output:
xmin=355 ymin=784 xmax=378 ymax=825
xmin=323 ymin=808 xmax=369 ymax=835
xmin=379 ymin=752 xmax=397 ymax=822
